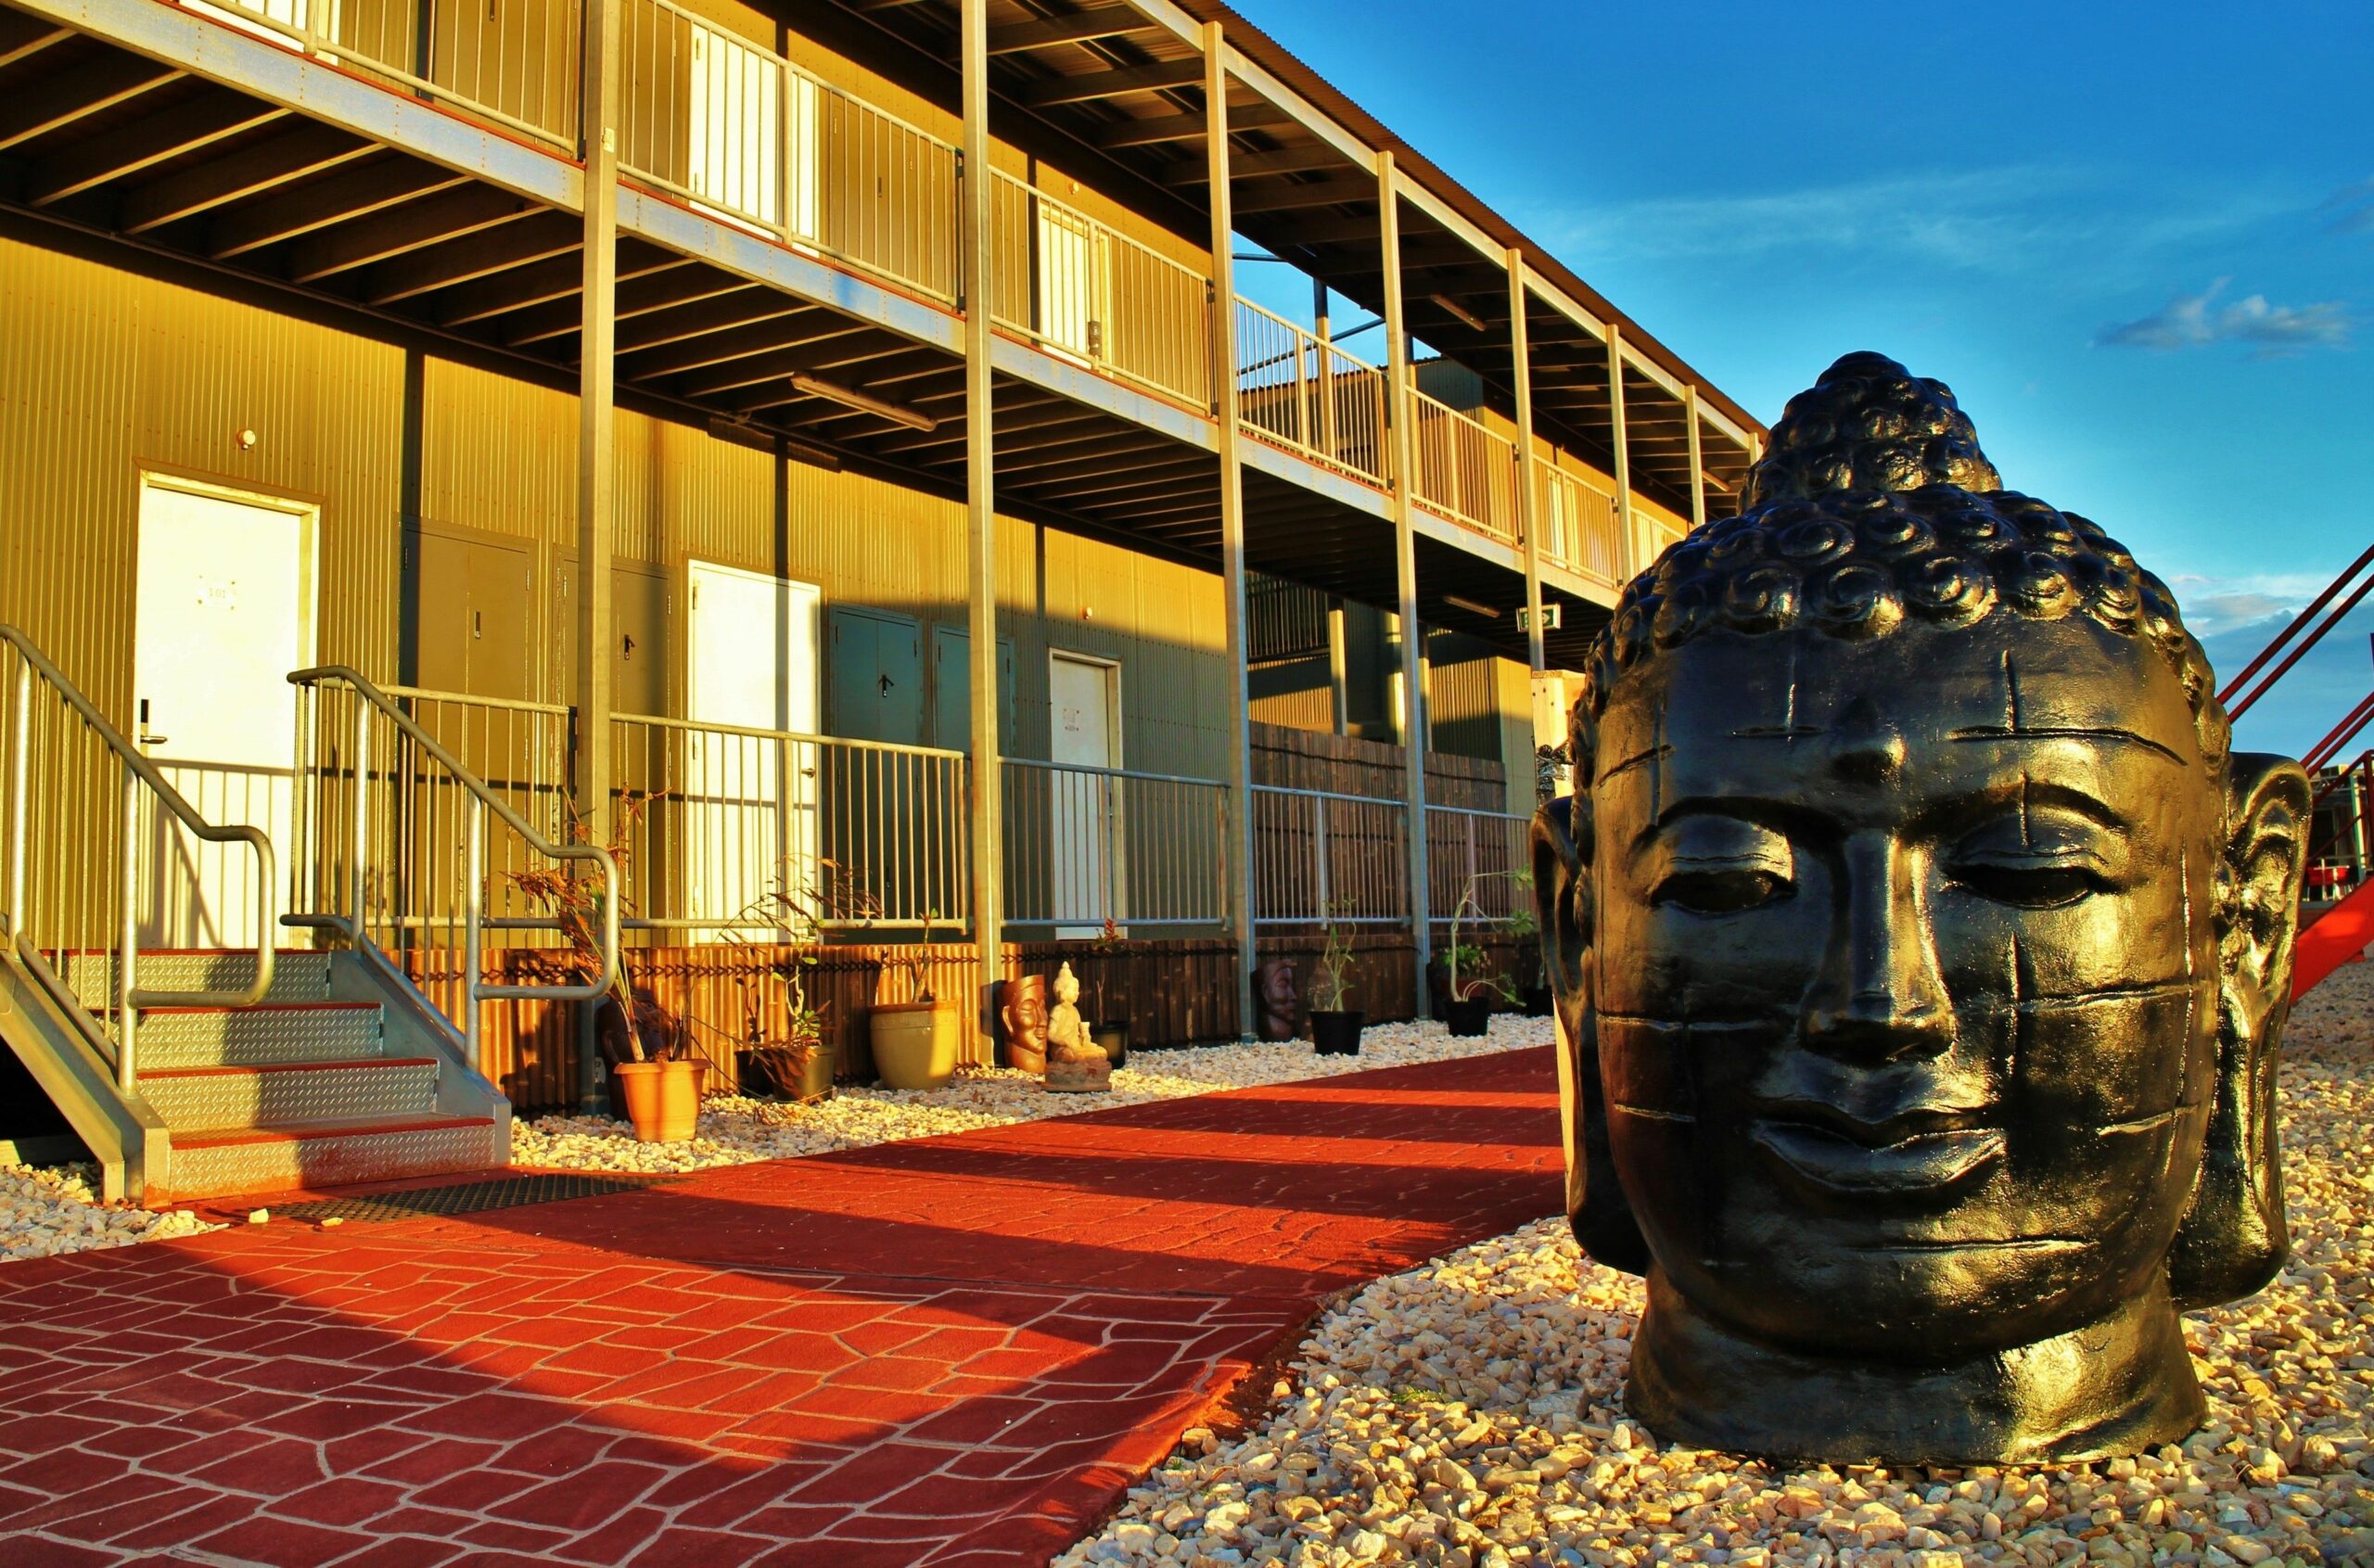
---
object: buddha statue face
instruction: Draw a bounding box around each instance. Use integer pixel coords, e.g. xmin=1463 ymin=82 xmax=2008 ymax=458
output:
xmin=1533 ymin=353 xmax=2309 ymax=1463
xmin=1255 ymin=958 xmax=1301 ymax=1041
xmin=998 ymin=975 xmax=1049 ymax=1071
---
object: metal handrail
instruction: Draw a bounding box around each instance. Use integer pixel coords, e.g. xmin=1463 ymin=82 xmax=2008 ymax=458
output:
xmin=1003 ymin=755 xmax=1223 ymax=790
xmin=2 ymin=625 xmax=276 ymax=1091
xmin=618 ymin=708 xmax=969 ymax=761
xmin=287 ymin=667 xmax=619 ymax=1063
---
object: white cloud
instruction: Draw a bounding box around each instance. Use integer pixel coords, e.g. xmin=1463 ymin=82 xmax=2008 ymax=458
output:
xmin=2094 ymin=279 xmax=2352 ymax=356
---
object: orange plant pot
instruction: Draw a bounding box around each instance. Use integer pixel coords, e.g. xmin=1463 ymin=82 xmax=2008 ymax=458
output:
xmin=616 ymin=1059 xmax=703 ymax=1142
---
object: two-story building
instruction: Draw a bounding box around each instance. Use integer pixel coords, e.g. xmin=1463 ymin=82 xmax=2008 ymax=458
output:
xmin=0 ymin=0 xmax=1763 ymax=1198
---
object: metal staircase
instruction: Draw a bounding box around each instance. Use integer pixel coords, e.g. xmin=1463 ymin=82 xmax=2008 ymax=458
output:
xmin=0 ymin=626 xmax=531 ymax=1203
xmin=60 ymin=949 xmax=504 ymax=1198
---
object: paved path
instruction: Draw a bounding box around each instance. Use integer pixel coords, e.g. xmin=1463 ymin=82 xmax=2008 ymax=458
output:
xmin=0 ymin=1048 xmax=1559 ymax=1567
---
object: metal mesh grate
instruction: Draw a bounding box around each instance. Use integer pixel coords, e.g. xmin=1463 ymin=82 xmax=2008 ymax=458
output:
xmin=273 ymin=1173 xmax=683 ymax=1224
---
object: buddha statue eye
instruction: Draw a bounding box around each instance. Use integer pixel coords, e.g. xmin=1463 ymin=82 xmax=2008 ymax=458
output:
xmin=1654 ymin=866 xmax=1793 ymax=915
xmin=1947 ymin=860 xmax=2106 ymax=909
xmin=1947 ymin=809 xmax=2123 ymax=909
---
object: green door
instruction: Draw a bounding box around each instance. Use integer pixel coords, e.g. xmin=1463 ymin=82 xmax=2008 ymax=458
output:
xmin=931 ymin=624 xmax=1015 ymax=754
xmin=827 ymin=606 xmax=924 ymax=746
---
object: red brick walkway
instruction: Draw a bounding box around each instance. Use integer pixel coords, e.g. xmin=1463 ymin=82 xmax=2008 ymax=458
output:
xmin=0 ymin=1048 xmax=1558 ymax=1567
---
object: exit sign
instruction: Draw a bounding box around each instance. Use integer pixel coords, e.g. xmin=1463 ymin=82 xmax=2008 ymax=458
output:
xmin=1516 ymin=605 xmax=1564 ymax=632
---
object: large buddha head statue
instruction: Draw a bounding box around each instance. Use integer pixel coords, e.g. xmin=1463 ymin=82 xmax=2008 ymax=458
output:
xmin=1532 ymin=352 xmax=2309 ymax=1463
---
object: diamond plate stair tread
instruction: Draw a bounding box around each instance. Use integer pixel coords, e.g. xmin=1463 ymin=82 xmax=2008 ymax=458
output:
xmin=64 ymin=949 xmax=332 ymax=1007
xmin=162 ymin=1115 xmax=506 ymax=1201
xmin=144 ymin=1058 xmax=441 ymax=1131
xmin=120 ymin=1001 xmax=385 ymax=1068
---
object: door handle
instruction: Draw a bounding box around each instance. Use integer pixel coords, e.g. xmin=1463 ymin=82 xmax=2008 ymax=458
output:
xmin=136 ymin=698 xmax=168 ymax=747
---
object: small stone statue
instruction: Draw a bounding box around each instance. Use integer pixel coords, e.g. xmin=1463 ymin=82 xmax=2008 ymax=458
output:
xmin=996 ymin=975 xmax=1049 ymax=1074
xmin=1253 ymin=958 xmax=1301 ymax=1041
xmin=1044 ymin=962 xmax=1110 ymax=1092
xmin=1533 ymin=352 xmax=2310 ymax=1464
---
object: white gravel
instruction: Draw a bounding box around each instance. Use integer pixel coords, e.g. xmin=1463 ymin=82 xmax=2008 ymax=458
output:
xmin=1060 ymin=966 xmax=2374 ymax=1568
xmin=0 ymin=1161 xmax=219 ymax=1263
xmin=513 ymin=1013 xmax=1552 ymax=1175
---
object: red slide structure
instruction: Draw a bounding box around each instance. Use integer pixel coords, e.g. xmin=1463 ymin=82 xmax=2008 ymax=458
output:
xmin=2221 ymin=546 xmax=2374 ymax=1000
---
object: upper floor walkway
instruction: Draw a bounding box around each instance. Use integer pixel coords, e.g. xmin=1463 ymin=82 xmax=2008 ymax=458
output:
xmin=0 ymin=0 xmax=1761 ymax=668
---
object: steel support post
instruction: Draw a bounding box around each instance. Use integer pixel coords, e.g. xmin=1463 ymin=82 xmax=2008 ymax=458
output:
xmin=1507 ymin=245 xmax=1558 ymax=780
xmin=1377 ymin=151 xmax=1431 ymax=1016
xmin=573 ymin=0 xmax=619 ymax=1111
xmin=1685 ymin=380 xmax=1708 ymax=532
xmin=1606 ymin=323 xmax=1634 ymax=581
xmin=1204 ymin=22 xmax=1258 ymax=1040
xmin=962 ymin=0 xmax=1004 ymax=1051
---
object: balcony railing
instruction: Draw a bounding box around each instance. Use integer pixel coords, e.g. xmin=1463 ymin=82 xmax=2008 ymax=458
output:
xmin=1533 ymin=459 xmax=1626 ymax=588
xmin=617 ymin=0 xmax=960 ymax=302
xmin=610 ymin=713 xmax=970 ymax=933
xmin=179 ymin=0 xmax=582 ymax=147
xmin=1411 ymin=389 xmax=1520 ymax=545
xmin=1233 ymin=299 xmax=1389 ymax=486
xmin=1001 ymin=758 xmax=1229 ymax=929
xmin=1425 ymin=804 xmax=1533 ymax=924
xmin=989 ymin=172 xmax=1211 ymax=408
xmin=1251 ymin=784 xmax=1410 ymax=926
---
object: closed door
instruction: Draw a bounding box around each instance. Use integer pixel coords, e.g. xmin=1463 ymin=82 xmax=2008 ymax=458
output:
xmin=1035 ymin=200 xmax=1103 ymax=362
xmin=1049 ymin=654 xmax=1116 ymax=935
xmin=684 ymin=562 xmax=819 ymax=937
xmin=132 ymin=480 xmax=312 ymax=949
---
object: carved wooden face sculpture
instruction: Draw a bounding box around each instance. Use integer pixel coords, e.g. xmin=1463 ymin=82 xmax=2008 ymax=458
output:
xmin=1533 ymin=354 xmax=2310 ymax=1464
xmin=998 ymin=975 xmax=1049 ymax=1072
xmin=1255 ymin=958 xmax=1301 ymax=1041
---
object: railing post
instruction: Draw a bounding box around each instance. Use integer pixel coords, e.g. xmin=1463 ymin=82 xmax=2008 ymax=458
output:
xmin=1376 ymin=147 xmax=1432 ymax=1017
xmin=351 ymin=696 xmax=370 ymax=940
xmin=6 ymin=661 xmax=27 ymax=939
xmin=1313 ymin=274 xmax=1338 ymax=465
xmin=1312 ymin=792 xmax=1331 ymax=922
xmin=118 ymin=760 xmax=138 ymax=1093
xmin=464 ymin=795 xmax=484 ymax=1073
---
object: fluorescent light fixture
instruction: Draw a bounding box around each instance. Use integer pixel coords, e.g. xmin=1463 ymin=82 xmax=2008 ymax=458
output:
xmin=1444 ymin=593 xmax=1498 ymax=618
xmin=1427 ymin=293 xmax=1489 ymax=333
xmin=787 ymin=372 xmax=938 ymax=432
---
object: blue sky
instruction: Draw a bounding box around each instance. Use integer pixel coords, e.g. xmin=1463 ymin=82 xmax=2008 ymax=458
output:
xmin=1237 ymin=0 xmax=2373 ymax=759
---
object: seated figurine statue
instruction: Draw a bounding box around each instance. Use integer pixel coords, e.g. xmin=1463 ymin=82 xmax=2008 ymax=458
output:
xmin=1044 ymin=962 xmax=1111 ymax=1092
xmin=1533 ymin=352 xmax=2309 ymax=1464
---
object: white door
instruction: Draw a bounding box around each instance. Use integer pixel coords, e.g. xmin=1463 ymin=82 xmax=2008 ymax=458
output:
xmin=1050 ymin=653 xmax=1117 ymax=936
xmin=684 ymin=561 xmax=819 ymax=938
xmin=687 ymin=22 xmax=783 ymax=234
xmin=132 ymin=480 xmax=312 ymax=950
xmin=1035 ymin=200 xmax=1104 ymax=363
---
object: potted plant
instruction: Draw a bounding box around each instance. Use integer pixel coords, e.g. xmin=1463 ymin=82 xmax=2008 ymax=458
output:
xmin=1308 ymin=898 xmax=1363 ymax=1055
xmin=1503 ymin=869 xmax=1551 ymax=1017
xmin=871 ymin=906 xmax=959 ymax=1090
xmin=1441 ymin=870 xmax=1519 ymax=1038
xmin=505 ymin=792 xmax=702 ymax=1142
xmin=1087 ymin=916 xmax=1129 ymax=1067
xmin=718 ymin=856 xmax=876 ymax=1097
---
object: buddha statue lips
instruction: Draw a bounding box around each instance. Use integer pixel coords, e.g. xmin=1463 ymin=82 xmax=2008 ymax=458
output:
xmin=1532 ymin=352 xmax=2310 ymax=1465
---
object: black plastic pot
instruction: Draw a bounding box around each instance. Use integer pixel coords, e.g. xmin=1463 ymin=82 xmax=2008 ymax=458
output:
xmin=735 ymin=1046 xmax=835 ymax=1103
xmin=1091 ymin=1021 xmax=1130 ymax=1067
xmin=1522 ymin=986 xmax=1553 ymax=1019
xmin=1445 ymin=998 xmax=1492 ymax=1037
xmin=1310 ymin=1010 xmax=1364 ymax=1055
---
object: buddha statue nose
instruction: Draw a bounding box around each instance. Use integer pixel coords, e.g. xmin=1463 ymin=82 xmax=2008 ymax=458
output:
xmin=1803 ymin=834 xmax=1955 ymax=1063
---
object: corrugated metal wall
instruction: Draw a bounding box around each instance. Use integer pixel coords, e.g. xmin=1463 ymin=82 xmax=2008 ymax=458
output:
xmin=0 ymin=230 xmax=1235 ymax=778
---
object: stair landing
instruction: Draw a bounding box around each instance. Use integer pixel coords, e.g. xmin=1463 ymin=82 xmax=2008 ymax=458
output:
xmin=65 ymin=949 xmax=504 ymax=1201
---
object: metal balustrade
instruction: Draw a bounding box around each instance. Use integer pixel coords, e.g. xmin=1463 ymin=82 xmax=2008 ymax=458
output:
xmin=1411 ymin=388 xmax=1520 ymax=545
xmin=2 ymin=627 xmax=278 ymax=1093
xmin=1424 ymin=804 xmax=1533 ymax=924
xmin=178 ymin=0 xmax=582 ymax=147
xmin=1250 ymin=784 xmax=1409 ymax=926
xmin=1002 ymin=758 xmax=1229 ymax=929
xmin=288 ymin=669 xmax=613 ymax=1062
xmin=1534 ymin=458 xmax=1626 ymax=588
xmin=1233 ymin=298 xmax=1390 ymax=486
xmin=610 ymin=713 xmax=970 ymax=933
xmin=617 ymin=0 xmax=960 ymax=302
xmin=989 ymin=172 xmax=1211 ymax=407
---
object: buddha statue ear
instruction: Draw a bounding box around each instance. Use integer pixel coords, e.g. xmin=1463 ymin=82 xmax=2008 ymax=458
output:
xmin=2169 ymin=750 xmax=2311 ymax=1309
xmin=1534 ymin=791 xmax=1650 ymax=1274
